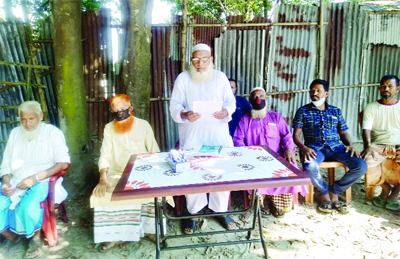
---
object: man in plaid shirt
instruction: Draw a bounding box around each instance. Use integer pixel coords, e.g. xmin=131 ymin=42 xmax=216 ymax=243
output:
xmin=293 ymin=79 xmax=367 ymax=213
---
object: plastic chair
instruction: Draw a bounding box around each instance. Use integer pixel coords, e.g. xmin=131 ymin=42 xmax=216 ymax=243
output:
xmin=41 ymin=166 xmax=70 ymax=247
xmin=305 ymin=161 xmax=351 ymax=205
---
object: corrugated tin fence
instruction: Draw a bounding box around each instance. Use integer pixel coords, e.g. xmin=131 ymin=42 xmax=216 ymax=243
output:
xmin=150 ymin=2 xmax=400 ymax=151
xmin=81 ymin=10 xmax=113 ymax=155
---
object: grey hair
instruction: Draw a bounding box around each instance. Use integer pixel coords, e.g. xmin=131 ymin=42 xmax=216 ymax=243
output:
xmin=18 ymin=101 xmax=42 ymax=116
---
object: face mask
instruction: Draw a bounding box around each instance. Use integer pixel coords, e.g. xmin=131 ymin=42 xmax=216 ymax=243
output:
xmin=111 ymin=108 xmax=131 ymax=121
xmin=311 ymin=97 xmax=326 ymax=107
xmin=250 ymin=98 xmax=266 ymax=110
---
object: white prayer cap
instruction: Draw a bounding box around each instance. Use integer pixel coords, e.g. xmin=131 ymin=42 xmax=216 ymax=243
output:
xmin=192 ymin=43 xmax=211 ymax=53
xmin=250 ymin=87 xmax=266 ymax=94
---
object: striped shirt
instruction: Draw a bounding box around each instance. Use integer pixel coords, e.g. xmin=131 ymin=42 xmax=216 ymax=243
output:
xmin=292 ymin=102 xmax=348 ymax=151
xmin=0 ymin=122 xmax=70 ymax=184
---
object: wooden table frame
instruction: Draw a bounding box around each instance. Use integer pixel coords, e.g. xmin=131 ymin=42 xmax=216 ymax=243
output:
xmin=112 ymin=146 xmax=312 ymax=259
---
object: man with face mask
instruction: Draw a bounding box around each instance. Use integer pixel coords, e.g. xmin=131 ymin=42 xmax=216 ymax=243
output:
xmin=361 ymin=75 xmax=400 ymax=211
xmin=170 ymin=43 xmax=236 ymax=234
xmin=233 ymin=87 xmax=308 ymax=217
xmin=90 ymin=94 xmax=160 ymax=252
xmin=293 ymin=79 xmax=367 ymax=214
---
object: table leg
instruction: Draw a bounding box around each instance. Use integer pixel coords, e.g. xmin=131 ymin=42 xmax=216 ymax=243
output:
xmin=256 ymin=193 xmax=269 ymax=259
xmin=154 ymin=197 xmax=161 ymax=259
xmin=248 ymin=190 xmax=257 ymax=240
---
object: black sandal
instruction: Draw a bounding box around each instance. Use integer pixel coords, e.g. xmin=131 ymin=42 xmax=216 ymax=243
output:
xmin=318 ymin=200 xmax=333 ymax=213
xmin=183 ymin=219 xmax=197 ymax=234
xmin=217 ymin=216 xmax=236 ymax=230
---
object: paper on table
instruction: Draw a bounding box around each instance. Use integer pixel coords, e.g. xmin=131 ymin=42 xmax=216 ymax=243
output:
xmin=193 ymin=100 xmax=223 ymax=123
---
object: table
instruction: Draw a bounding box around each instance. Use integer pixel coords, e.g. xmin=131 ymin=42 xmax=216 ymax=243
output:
xmin=112 ymin=146 xmax=311 ymax=259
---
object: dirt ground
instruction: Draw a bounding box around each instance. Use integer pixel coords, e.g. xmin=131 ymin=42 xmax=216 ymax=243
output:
xmin=2 ymin=149 xmax=400 ymax=259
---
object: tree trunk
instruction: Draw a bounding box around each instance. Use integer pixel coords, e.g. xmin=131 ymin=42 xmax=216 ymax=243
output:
xmin=52 ymin=0 xmax=94 ymax=194
xmin=120 ymin=0 xmax=153 ymax=121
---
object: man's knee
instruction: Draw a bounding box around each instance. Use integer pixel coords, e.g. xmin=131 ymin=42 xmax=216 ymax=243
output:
xmin=303 ymin=160 xmax=320 ymax=174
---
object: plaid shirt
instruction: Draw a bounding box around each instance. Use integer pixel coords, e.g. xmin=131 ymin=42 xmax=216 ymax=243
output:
xmin=292 ymin=103 xmax=348 ymax=151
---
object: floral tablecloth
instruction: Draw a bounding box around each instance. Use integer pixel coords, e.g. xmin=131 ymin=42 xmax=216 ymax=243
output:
xmin=125 ymin=146 xmax=297 ymax=191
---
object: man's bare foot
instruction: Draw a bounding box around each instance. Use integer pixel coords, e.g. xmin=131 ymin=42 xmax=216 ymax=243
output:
xmin=329 ymin=192 xmax=339 ymax=203
xmin=25 ymin=239 xmax=42 ymax=258
xmin=98 ymin=241 xmax=123 ymax=253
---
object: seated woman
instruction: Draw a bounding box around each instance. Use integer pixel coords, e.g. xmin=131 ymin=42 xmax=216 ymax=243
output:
xmin=233 ymin=87 xmax=308 ymax=217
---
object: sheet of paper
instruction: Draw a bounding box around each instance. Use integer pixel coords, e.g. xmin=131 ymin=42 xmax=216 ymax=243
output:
xmin=193 ymin=100 xmax=223 ymax=123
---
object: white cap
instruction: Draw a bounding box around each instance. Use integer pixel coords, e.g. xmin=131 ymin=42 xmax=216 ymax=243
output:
xmin=250 ymin=87 xmax=266 ymax=94
xmin=192 ymin=43 xmax=211 ymax=53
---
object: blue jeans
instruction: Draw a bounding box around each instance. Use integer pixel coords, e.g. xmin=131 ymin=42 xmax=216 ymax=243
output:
xmin=303 ymin=145 xmax=367 ymax=196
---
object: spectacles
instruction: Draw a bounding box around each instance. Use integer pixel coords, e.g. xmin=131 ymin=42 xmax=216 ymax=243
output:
xmin=191 ymin=57 xmax=210 ymax=64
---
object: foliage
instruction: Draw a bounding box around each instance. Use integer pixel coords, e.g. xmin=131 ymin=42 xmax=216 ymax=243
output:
xmin=165 ymin=0 xmax=272 ymax=22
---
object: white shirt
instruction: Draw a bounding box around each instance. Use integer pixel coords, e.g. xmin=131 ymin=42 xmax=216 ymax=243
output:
xmin=169 ymin=70 xmax=235 ymax=150
xmin=362 ymin=101 xmax=400 ymax=145
xmin=1 ymin=123 xmax=70 ymax=207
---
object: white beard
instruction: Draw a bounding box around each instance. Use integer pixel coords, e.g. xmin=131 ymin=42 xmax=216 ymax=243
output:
xmin=251 ymin=107 xmax=267 ymax=119
xmin=189 ymin=61 xmax=214 ymax=83
xmin=22 ymin=123 xmax=42 ymax=142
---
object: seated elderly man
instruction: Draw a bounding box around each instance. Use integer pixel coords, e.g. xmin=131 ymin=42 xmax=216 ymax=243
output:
xmin=233 ymin=87 xmax=308 ymax=217
xmin=361 ymin=75 xmax=400 ymax=210
xmin=90 ymin=94 xmax=160 ymax=252
xmin=0 ymin=101 xmax=70 ymax=258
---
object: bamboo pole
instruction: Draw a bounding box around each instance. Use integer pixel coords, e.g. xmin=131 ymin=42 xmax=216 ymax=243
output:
xmin=148 ymin=83 xmax=379 ymax=101
xmin=181 ymin=0 xmax=188 ymax=71
xmin=318 ymin=0 xmax=324 ymax=78
xmin=0 ymin=60 xmax=50 ymax=69
xmin=21 ymin=0 xmax=50 ymax=121
xmin=151 ymin=22 xmax=329 ymax=28
xmin=26 ymin=57 xmax=32 ymax=100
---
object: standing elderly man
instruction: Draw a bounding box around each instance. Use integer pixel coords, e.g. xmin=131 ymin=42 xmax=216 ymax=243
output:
xmin=0 ymin=101 xmax=70 ymax=258
xmin=90 ymin=94 xmax=160 ymax=252
xmin=361 ymin=75 xmax=400 ymax=211
xmin=293 ymin=79 xmax=367 ymax=214
xmin=170 ymin=43 xmax=236 ymax=234
xmin=233 ymin=87 xmax=308 ymax=217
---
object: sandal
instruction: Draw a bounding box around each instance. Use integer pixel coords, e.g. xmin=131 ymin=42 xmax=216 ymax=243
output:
xmin=25 ymin=239 xmax=42 ymax=259
xmin=332 ymin=201 xmax=350 ymax=214
xmin=217 ymin=216 xmax=236 ymax=230
xmin=98 ymin=241 xmax=123 ymax=253
xmin=372 ymin=196 xmax=388 ymax=208
xmin=385 ymin=200 xmax=400 ymax=211
xmin=318 ymin=200 xmax=333 ymax=213
xmin=270 ymin=204 xmax=285 ymax=218
xmin=183 ymin=218 xmax=198 ymax=235
xmin=260 ymin=198 xmax=271 ymax=217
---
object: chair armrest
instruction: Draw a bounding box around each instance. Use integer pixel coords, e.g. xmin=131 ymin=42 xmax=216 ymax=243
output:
xmin=48 ymin=164 xmax=70 ymax=203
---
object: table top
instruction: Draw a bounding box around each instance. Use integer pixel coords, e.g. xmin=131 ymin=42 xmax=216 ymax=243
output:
xmin=112 ymin=145 xmax=311 ymax=201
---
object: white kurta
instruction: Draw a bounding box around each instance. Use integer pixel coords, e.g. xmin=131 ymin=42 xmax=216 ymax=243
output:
xmin=170 ymin=70 xmax=236 ymax=150
xmin=0 ymin=123 xmax=70 ymax=206
xmin=170 ymin=70 xmax=235 ymax=213
xmin=90 ymin=117 xmax=162 ymax=243
xmin=90 ymin=117 xmax=160 ymax=208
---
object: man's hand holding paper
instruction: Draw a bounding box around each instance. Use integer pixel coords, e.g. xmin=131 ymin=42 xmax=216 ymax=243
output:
xmin=193 ymin=100 xmax=224 ymax=123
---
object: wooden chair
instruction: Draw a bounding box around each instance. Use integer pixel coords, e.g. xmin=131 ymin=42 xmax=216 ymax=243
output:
xmin=41 ymin=167 xmax=70 ymax=247
xmin=305 ymin=161 xmax=351 ymax=205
